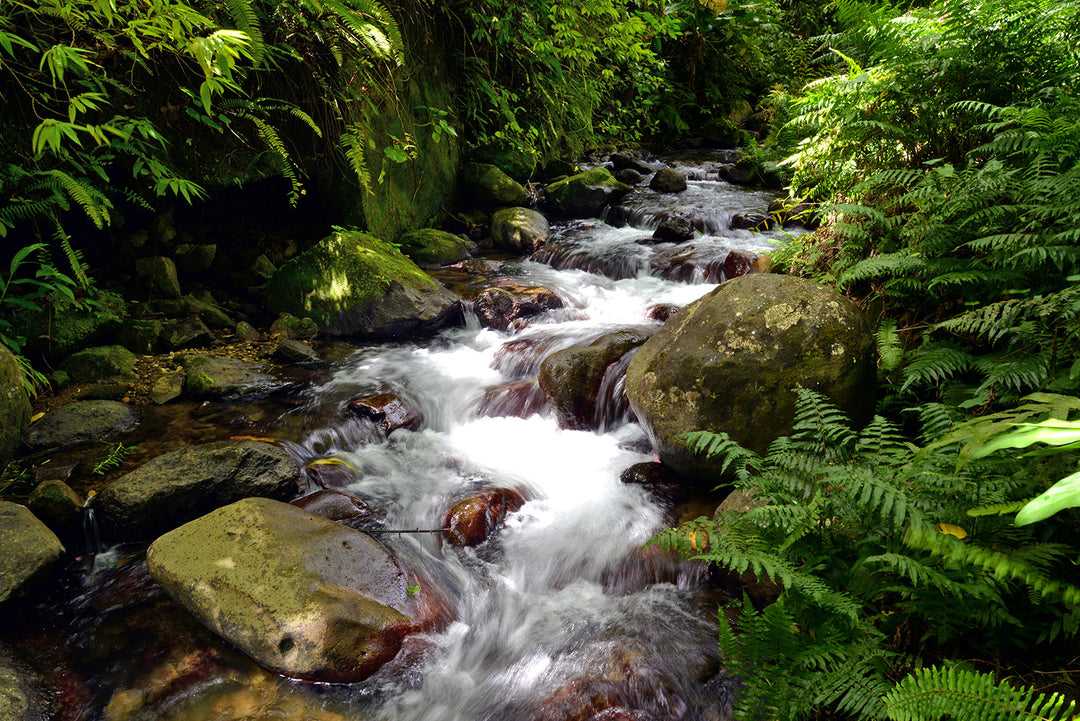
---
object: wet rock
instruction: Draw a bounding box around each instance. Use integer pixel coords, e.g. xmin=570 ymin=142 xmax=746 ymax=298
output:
xmin=590 ymin=709 xmax=657 ymax=721
xmin=399 ymin=228 xmax=474 ymax=269
xmin=0 ymin=344 xmax=31 ymax=469
xmin=76 ymin=382 xmax=131 ymax=401
xmin=162 ymin=316 xmax=213 ymax=351
xmin=605 ymin=205 xmax=633 ymax=228
xmin=291 ymin=489 xmax=380 ymax=525
xmin=652 ymin=217 xmax=696 ymax=243
xmin=626 ymin=274 xmax=875 ymax=482
xmin=234 ymin=320 xmax=261 ymax=341
xmin=272 ymin=339 xmax=322 ymax=365
xmin=448 ymin=258 xmax=507 ymax=276
xmin=24 ymin=400 xmax=139 ymax=451
xmin=730 ymin=212 xmax=771 ymax=231
xmin=768 ymin=198 xmax=819 ymax=229
xmin=610 ymin=153 xmax=653 ymax=175
xmin=538 ymin=329 xmax=652 ymax=430
xmin=473 ymin=142 xmax=536 ymax=183
xmin=649 ymin=167 xmax=687 ymax=193
xmin=27 ymin=479 xmax=83 ymax=534
xmin=474 ymin=285 xmax=563 ymax=330
xmin=116 ymin=319 xmax=164 ymax=354
xmin=602 ymin=544 xmax=707 ymax=595
xmin=135 ymin=256 xmax=181 ymax=298
xmin=0 ymin=502 xmax=65 ymax=604
xmin=269 ymin=313 xmax=319 ymax=340
xmin=60 ymin=345 xmax=137 ymax=384
xmin=545 ymin=168 xmax=631 ymax=218
xmin=539 ymin=158 xmax=579 ymax=181
xmin=478 ymin=380 xmax=546 ymax=419
xmin=648 ymin=242 xmax=726 ymax=284
xmin=305 ymin=460 xmax=359 ymax=489
xmin=536 ymin=678 xmax=626 ymax=721
xmin=347 ymin=393 xmax=424 ymax=434
xmin=619 ymin=462 xmax=686 ymax=505
xmin=613 ymin=169 xmax=645 ymax=186
xmin=173 ymin=242 xmax=216 ymax=274
xmin=178 ymin=354 xmax=285 ymax=398
xmin=94 ymin=440 xmax=304 ymax=542
xmin=149 ymin=369 xmax=185 ymax=405
xmin=723 ymin=249 xmax=759 ymax=280
xmin=442 ymin=487 xmax=527 ymax=547
xmin=267 ymin=231 xmax=463 ymax=338
xmin=491 ymin=207 xmax=550 ymax=254
xmin=644 ymin=303 xmax=680 ymax=322
xmin=0 ymin=648 xmax=46 ymax=721
xmin=147 ymin=497 xmax=412 ymax=682
xmin=462 ymin=162 xmax=529 ymax=206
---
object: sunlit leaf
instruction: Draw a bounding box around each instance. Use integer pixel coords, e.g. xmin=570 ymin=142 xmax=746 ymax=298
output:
xmin=1014 ymin=470 xmax=1080 ymax=526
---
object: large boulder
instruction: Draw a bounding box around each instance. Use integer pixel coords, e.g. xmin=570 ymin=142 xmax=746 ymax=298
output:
xmin=23 ymin=399 xmax=139 ymax=451
xmin=398 ymin=228 xmax=474 ymax=269
xmin=544 ymin=168 xmax=630 ymax=218
xmin=442 ymin=488 xmax=527 ymax=547
xmin=473 ymin=143 xmax=536 ymax=182
xmin=461 ymin=162 xmax=529 ymax=206
xmin=93 ymin=440 xmax=304 ymax=542
xmin=0 ymin=502 xmax=65 ymax=604
xmin=625 ymin=274 xmax=875 ymax=482
xmin=490 ymin=207 xmax=550 ymax=254
xmin=0 ymin=344 xmax=31 ymax=469
xmin=538 ymin=328 xmax=653 ymax=431
xmin=146 ymin=497 xmax=412 ymax=682
xmin=0 ymin=648 xmax=45 ymax=721
xmin=60 ymin=345 xmax=137 ymax=383
xmin=178 ymin=354 xmax=286 ymax=398
xmin=11 ymin=290 xmax=126 ymax=361
xmin=266 ymin=231 xmax=462 ymax=337
xmin=649 ymin=167 xmax=687 ymax=193
xmin=474 ymin=285 xmax=564 ymax=330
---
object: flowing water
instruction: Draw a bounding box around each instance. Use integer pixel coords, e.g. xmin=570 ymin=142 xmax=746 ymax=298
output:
xmin=4 ymin=154 xmax=803 ymax=721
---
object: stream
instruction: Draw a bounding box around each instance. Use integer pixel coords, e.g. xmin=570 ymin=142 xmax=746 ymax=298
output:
xmin=3 ymin=152 xmax=799 ymax=721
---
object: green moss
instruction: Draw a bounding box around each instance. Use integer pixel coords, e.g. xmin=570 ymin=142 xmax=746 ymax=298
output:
xmin=398 ymin=229 xmax=471 ymax=268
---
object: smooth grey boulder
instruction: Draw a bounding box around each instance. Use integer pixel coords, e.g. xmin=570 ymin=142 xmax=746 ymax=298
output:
xmin=147 ymin=497 xmax=412 ymax=682
xmin=0 ymin=344 xmax=31 ymax=469
xmin=178 ymin=354 xmax=285 ymax=398
xmin=24 ymin=400 xmax=139 ymax=451
xmin=0 ymin=502 xmax=65 ymax=604
xmin=625 ymin=274 xmax=875 ymax=482
xmin=491 ymin=207 xmax=550 ymax=254
xmin=94 ymin=440 xmax=304 ymax=542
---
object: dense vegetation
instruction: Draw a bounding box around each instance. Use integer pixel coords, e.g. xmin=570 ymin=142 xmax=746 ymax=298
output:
xmin=3 ymin=0 xmax=1080 ymax=717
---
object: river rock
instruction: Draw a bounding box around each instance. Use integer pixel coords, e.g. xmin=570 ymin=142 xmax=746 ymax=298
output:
xmin=178 ymin=354 xmax=285 ymax=398
xmin=0 ymin=648 xmax=45 ymax=721
xmin=644 ymin=303 xmax=680 ymax=322
xmin=723 ymin=249 xmax=760 ymax=280
xmin=399 ymin=228 xmax=474 ymax=269
xmin=94 ymin=440 xmax=304 ymax=542
xmin=538 ymin=328 xmax=653 ymax=430
xmin=150 ymin=369 xmax=185 ymax=404
xmin=0 ymin=344 xmax=31 ymax=469
xmin=24 ymin=400 xmax=139 ymax=451
xmin=442 ymin=488 xmax=527 ymax=547
xmin=0 ymin=501 xmax=65 ymax=604
xmin=291 ymin=489 xmax=381 ymax=526
xmin=730 ymin=212 xmax=771 ymax=231
xmin=610 ymin=153 xmax=653 ymax=175
xmin=474 ymin=285 xmax=563 ymax=330
xmin=478 ymin=380 xmax=546 ymax=419
xmin=347 ymin=393 xmax=424 ymax=434
xmin=60 ymin=345 xmax=137 ymax=384
xmin=135 ymin=256 xmax=181 ymax=298
xmin=272 ymin=339 xmax=322 ymax=365
xmin=28 ymin=479 xmax=84 ymax=534
xmin=649 ymin=167 xmax=687 ymax=193
xmin=614 ymin=169 xmax=644 ymax=186
xmin=625 ymin=274 xmax=875 ymax=481
xmin=461 ymin=162 xmax=529 ymax=206
xmin=173 ymin=242 xmax=217 ymax=274
xmin=473 ymin=142 xmax=536 ymax=182
xmin=652 ymin=217 xmax=696 ymax=243
xmin=146 ymin=497 xmax=412 ymax=683
xmin=491 ymin=207 xmax=550 ymax=254
xmin=544 ymin=168 xmax=631 ymax=218
xmin=269 ymin=313 xmax=319 ymax=340
xmin=769 ymin=198 xmax=819 ymax=229
xmin=266 ymin=231 xmax=462 ymax=337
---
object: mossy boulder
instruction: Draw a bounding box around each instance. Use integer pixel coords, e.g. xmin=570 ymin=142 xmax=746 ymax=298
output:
xmin=490 ymin=207 xmax=550 ymax=254
xmin=649 ymin=167 xmax=687 ymax=193
xmin=0 ymin=502 xmax=65 ymax=604
xmin=0 ymin=344 xmax=31 ymax=469
xmin=266 ymin=231 xmax=462 ymax=337
xmin=12 ymin=291 xmax=126 ymax=361
xmin=544 ymin=168 xmax=630 ymax=218
xmin=24 ymin=400 xmax=139 ymax=452
xmin=398 ymin=228 xmax=474 ymax=269
xmin=472 ymin=143 xmax=536 ymax=182
xmin=146 ymin=497 xmax=412 ymax=682
xmin=59 ymin=345 xmax=136 ymax=384
xmin=625 ymin=274 xmax=875 ymax=482
xmin=461 ymin=162 xmax=529 ymax=206
xmin=177 ymin=354 xmax=286 ymax=398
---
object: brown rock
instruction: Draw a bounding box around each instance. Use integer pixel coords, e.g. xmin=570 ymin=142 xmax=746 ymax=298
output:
xmin=722 ymin=249 xmax=758 ymax=280
xmin=442 ymin=488 xmax=527 ymax=547
xmin=347 ymin=393 xmax=423 ymax=434
xmin=474 ymin=285 xmax=563 ymax=331
xmin=478 ymin=380 xmax=546 ymax=419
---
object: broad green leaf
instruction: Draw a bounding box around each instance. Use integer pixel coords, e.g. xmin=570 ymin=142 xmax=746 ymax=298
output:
xmin=1015 ymin=470 xmax=1080 ymax=526
xmin=968 ymin=419 xmax=1080 ymax=458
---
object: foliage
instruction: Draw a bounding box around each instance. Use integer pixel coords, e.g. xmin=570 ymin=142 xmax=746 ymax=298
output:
xmin=91 ymin=442 xmax=137 ymax=476
xmin=772 ymin=0 xmax=1080 ymax=408
xmin=653 ymin=390 xmax=1080 ymax=719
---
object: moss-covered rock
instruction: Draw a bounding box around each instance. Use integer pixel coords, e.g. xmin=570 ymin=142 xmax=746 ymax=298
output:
xmin=0 ymin=345 xmax=30 ymax=470
xmin=266 ymin=231 xmax=462 ymax=337
xmin=625 ymin=274 xmax=875 ymax=482
xmin=146 ymin=498 xmax=412 ymax=682
xmin=116 ymin=319 xmax=164 ymax=355
xmin=461 ymin=162 xmax=529 ymax=206
xmin=472 ymin=143 xmax=536 ymax=182
xmin=269 ymin=314 xmax=319 ymax=340
xmin=544 ymin=167 xmax=630 ymax=218
xmin=177 ymin=354 xmax=286 ymax=398
xmin=12 ymin=291 xmax=126 ymax=361
xmin=649 ymin=167 xmax=687 ymax=193
xmin=23 ymin=400 xmax=139 ymax=452
xmin=0 ymin=502 xmax=65 ymax=604
xmin=59 ymin=345 xmax=136 ymax=383
xmin=398 ymin=228 xmax=473 ymax=269
xmin=491 ymin=207 xmax=550 ymax=254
